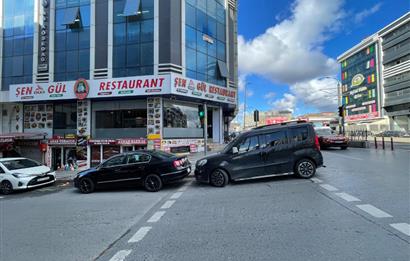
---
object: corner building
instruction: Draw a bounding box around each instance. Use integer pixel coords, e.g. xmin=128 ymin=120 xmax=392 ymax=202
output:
xmin=0 ymin=0 xmax=238 ymax=169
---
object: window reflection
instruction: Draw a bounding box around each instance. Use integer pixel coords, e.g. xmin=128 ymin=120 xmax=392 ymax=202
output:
xmin=164 ymin=101 xmax=201 ymax=129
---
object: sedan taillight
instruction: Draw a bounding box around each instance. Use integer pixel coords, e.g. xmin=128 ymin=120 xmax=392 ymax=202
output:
xmin=173 ymin=159 xmax=183 ymax=168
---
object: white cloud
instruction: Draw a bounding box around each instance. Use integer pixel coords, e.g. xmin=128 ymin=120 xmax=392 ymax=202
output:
xmin=238 ymin=0 xmax=343 ymax=85
xmin=238 ymin=74 xmax=247 ymax=92
xmin=246 ymin=89 xmax=254 ymax=97
xmin=290 ymin=77 xmax=339 ymax=112
xmin=272 ymin=93 xmax=297 ymax=112
xmin=264 ymin=92 xmax=276 ymax=99
xmin=353 ymin=3 xmax=382 ymax=24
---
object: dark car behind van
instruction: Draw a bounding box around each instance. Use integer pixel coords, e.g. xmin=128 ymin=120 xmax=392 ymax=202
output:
xmin=195 ymin=121 xmax=323 ymax=187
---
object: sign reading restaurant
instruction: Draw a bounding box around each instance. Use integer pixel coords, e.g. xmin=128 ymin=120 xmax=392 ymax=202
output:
xmin=9 ymin=74 xmax=237 ymax=105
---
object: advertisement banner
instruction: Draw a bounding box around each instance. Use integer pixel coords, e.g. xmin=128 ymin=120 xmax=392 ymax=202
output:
xmin=170 ymin=74 xmax=237 ymax=105
xmin=9 ymin=75 xmax=172 ymax=102
xmin=340 ymin=43 xmax=380 ymax=122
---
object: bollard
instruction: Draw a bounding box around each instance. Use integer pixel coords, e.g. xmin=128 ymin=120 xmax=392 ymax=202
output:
xmin=382 ymin=136 xmax=385 ymax=150
xmin=391 ymin=137 xmax=394 ymax=151
xmin=374 ymin=136 xmax=377 ymax=149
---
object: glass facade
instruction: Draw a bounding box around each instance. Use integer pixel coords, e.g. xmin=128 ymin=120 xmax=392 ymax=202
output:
xmin=340 ymin=43 xmax=380 ymax=121
xmin=55 ymin=0 xmax=91 ymax=81
xmin=1 ymin=0 xmax=34 ymax=91
xmin=185 ymin=0 xmax=227 ymax=86
xmin=112 ymin=0 xmax=154 ymax=77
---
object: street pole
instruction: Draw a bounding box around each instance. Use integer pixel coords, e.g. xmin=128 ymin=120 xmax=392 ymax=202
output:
xmin=204 ymin=103 xmax=208 ymax=156
xmin=243 ymin=85 xmax=246 ymax=131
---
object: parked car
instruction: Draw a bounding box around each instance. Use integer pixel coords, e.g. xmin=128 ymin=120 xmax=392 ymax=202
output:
xmin=315 ymin=127 xmax=349 ymax=150
xmin=0 ymin=157 xmax=56 ymax=195
xmin=195 ymin=121 xmax=323 ymax=187
xmin=74 ymin=150 xmax=191 ymax=193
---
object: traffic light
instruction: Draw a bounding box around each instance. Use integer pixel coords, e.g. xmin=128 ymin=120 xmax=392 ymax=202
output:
xmin=338 ymin=105 xmax=345 ymax=117
xmin=254 ymin=110 xmax=259 ymax=122
xmin=198 ymin=105 xmax=205 ymax=118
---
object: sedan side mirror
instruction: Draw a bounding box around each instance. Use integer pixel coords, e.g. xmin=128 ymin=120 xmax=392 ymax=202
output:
xmin=232 ymin=147 xmax=239 ymax=154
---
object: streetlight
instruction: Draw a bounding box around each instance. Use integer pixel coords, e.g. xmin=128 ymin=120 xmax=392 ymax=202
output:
xmin=243 ymin=82 xmax=251 ymax=130
xmin=317 ymin=76 xmax=344 ymax=134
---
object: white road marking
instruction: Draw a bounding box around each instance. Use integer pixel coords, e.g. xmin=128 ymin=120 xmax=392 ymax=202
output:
xmin=356 ymin=204 xmax=393 ymax=218
xmin=390 ymin=223 xmax=410 ymax=236
xmin=128 ymin=227 xmax=152 ymax=243
xmin=170 ymin=191 xmax=183 ymax=199
xmin=0 ymin=196 xmax=4 ymax=199
xmin=147 ymin=211 xmax=166 ymax=223
xmin=310 ymin=178 xmax=323 ymax=183
xmin=109 ymin=250 xmax=132 ymax=261
xmin=324 ymin=151 xmax=363 ymax=161
xmin=335 ymin=192 xmax=361 ymax=202
xmin=178 ymin=186 xmax=188 ymax=192
xmin=161 ymin=200 xmax=176 ymax=209
xmin=319 ymin=184 xmax=338 ymax=191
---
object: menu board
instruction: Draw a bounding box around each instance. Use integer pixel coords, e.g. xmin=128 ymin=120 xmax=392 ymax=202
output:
xmin=147 ymin=97 xmax=162 ymax=137
xmin=23 ymin=104 xmax=53 ymax=130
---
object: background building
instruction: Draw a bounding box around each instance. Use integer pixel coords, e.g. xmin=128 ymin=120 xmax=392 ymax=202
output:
xmin=338 ymin=12 xmax=409 ymax=133
xmin=0 ymin=0 xmax=238 ymax=169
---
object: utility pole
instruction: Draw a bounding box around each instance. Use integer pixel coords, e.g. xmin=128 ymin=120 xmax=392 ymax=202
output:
xmin=243 ymin=85 xmax=246 ymax=130
xmin=204 ymin=103 xmax=208 ymax=155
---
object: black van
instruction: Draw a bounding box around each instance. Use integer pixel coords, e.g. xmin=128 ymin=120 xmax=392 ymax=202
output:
xmin=195 ymin=121 xmax=323 ymax=187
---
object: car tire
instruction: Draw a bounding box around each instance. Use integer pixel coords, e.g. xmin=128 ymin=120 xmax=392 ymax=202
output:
xmin=341 ymin=146 xmax=348 ymax=150
xmin=78 ymin=178 xmax=95 ymax=194
xmin=295 ymin=159 xmax=316 ymax=179
xmin=144 ymin=174 xmax=163 ymax=192
xmin=210 ymin=169 xmax=229 ymax=187
xmin=0 ymin=180 xmax=13 ymax=195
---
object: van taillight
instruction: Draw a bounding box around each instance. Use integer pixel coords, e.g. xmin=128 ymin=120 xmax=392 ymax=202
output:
xmin=315 ymin=135 xmax=320 ymax=151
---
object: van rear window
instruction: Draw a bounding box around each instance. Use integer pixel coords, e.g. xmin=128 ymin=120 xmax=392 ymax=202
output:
xmin=290 ymin=127 xmax=309 ymax=142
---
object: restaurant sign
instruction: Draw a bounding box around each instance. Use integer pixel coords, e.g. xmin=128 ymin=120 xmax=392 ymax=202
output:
xmin=9 ymin=75 xmax=171 ymax=102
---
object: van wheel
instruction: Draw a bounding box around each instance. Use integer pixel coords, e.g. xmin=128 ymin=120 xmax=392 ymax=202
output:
xmin=210 ymin=169 xmax=229 ymax=187
xmin=144 ymin=174 xmax=163 ymax=192
xmin=0 ymin=181 xmax=13 ymax=195
xmin=341 ymin=146 xmax=347 ymax=150
xmin=295 ymin=159 xmax=316 ymax=179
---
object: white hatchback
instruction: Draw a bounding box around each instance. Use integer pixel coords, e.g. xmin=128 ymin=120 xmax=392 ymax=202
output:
xmin=0 ymin=158 xmax=56 ymax=194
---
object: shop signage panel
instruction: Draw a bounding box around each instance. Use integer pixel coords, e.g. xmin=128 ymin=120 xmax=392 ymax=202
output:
xmin=88 ymin=139 xmax=117 ymax=145
xmin=48 ymin=139 xmax=77 ymax=146
xmin=0 ymin=138 xmax=13 ymax=143
xmin=170 ymin=74 xmax=237 ymax=105
xmin=9 ymin=75 xmax=172 ymax=102
xmin=117 ymin=138 xmax=147 ymax=145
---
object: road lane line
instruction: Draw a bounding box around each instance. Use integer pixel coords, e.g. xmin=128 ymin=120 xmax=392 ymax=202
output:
xmin=335 ymin=192 xmax=361 ymax=202
xmin=109 ymin=250 xmax=132 ymax=261
xmin=147 ymin=211 xmax=166 ymax=223
xmin=178 ymin=186 xmax=188 ymax=192
xmin=161 ymin=200 xmax=176 ymax=209
xmin=170 ymin=191 xmax=183 ymax=199
xmin=319 ymin=184 xmax=338 ymax=191
xmin=310 ymin=178 xmax=322 ymax=183
xmin=0 ymin=196 xmax=4 ymax=199
xmin=128 ymin=227 xmax=152 ymax=243
xmin=356 ymin=204 xmax=393 ymax=218
xmin=324 ymin=151 xmax=363 ymax=161
xmin=390 ymin=223 xmax=410 ymax=236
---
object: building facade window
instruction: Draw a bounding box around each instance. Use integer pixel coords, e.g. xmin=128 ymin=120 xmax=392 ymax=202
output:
xmin=112 ymin=0 xmax=154 ymax=77
xmin=96 ymin=110 xmax=147 ymax=129
xmin=53 ymin=102 xmax=77 ymax=130
xmin=185 ymin=0 xmax=227 ymax=86
xmin=163 ymin=100 xmax=203 ymax=138
xmin=55 ymin=0 xmax=91 ymax=81
xmin=2 ymin=0 xmax=34 ymax=91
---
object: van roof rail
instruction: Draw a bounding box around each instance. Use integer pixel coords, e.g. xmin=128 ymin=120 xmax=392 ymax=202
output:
xmin=252 ymin=120 xmax=309 ymax=130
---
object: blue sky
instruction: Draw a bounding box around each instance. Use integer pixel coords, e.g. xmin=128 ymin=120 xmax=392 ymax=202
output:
xmin=235 ymin=0 xmax=409 ymax=118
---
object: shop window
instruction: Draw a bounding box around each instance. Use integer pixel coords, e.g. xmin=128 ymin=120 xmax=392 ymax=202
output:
xmin=103 ymin=146 xmax=120 ymax=159
xmin=96 ymin=110 xmax=147 ymax=129
xmin=54 ymin=103 xmax=77 ymax=130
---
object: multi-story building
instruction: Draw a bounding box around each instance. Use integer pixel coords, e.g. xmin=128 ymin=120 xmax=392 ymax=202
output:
xmin=337 ymin=12 xmax=409 ymax=133
xmin=0 ymin=0 xmax=238 ymax=169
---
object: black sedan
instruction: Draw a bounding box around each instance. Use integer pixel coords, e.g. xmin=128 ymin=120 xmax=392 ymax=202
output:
xmin=74 ymin=151 xmax=191 ymax=193
xmin=315 ymin=127 xmax=349 ymax=150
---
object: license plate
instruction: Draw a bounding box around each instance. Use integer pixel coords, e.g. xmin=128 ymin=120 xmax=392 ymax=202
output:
xmin=334 ymin=141 xmax=343 ymax=143
xmin=37 ymin=177 xmax=49 ymax=182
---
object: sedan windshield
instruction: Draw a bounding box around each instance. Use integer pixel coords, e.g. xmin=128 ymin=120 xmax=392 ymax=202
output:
xmin=2 ymin=159 xmax=41 ymax=171
xmin=315 ymin=129 xmax=335 ymax=136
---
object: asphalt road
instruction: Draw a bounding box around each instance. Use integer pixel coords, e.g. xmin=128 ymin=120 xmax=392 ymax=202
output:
xmin=0 ymin=148 xmax=409 ymax=261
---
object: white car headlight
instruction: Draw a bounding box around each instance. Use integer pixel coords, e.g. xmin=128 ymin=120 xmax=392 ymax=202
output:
xmin=197 ymin=159 xmax=207 ymax=167
xmin=12 ymin=173 xmax=30 ymax=178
